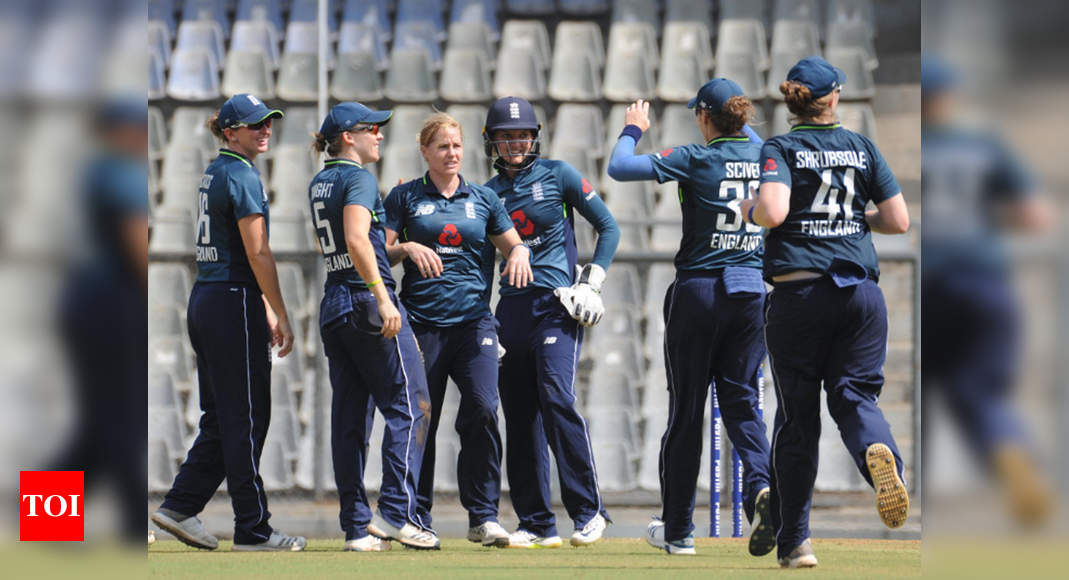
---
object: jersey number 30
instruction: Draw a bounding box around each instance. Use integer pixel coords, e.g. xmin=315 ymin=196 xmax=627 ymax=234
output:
xmin=810 ymin=168 xmax=857 ymax=220
xmin=717 ymin=180 xmax=762 ymax=233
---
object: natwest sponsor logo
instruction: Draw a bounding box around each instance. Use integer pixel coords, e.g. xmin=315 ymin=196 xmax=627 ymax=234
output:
xmin=20 ymin=471 xmax=84 ymax=541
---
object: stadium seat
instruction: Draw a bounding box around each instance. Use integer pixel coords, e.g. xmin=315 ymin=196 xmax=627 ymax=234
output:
xmin=504 ymin=0 xmax=555 ymax=16
xmin=396 ymin=0 xmax=446 ymax=41
xmin=719 ymin=0 xmax=768 ymax=23
xmin=160 ymin=145 xmax=207 ymax=209
xmin=662 ymin=21 xmax=714 ymax=72
xmin=149 ymin=106 xmax=167 ymax=162
xmin=149 ymin=305 xmax=184 ymax=339
xmin=591 ymin=442 xmax=637 ymax=492
xmin=837 ymin=102 xmax=877 ymax=140
xmin=771 ymin=102 xmax=791 ymax=136
xmin=445 ymin=104 xmax=489 ymax=147
xmin=149 ymin=263 xmax=193 ymax=308
xmin=644 ymin=262 xmax=675 ymax=319
xmin=170 ymin=107 xmax=218 ymax=159
xmin=548 ymin=52 xmax=601 ymax=102
xmin=588 ymin=413 xmax=639 ymax=462
xmin=604 ymin=180 xmax=653 ymax=219
xmin=275 ymin=106 xmax=318 ymax=147
xmin=223 ymin=51 xmax=275 ymax=98
xmin=338 ymin=22 xmax=389 ymax=71
xmin=612 ymin=0 xmax=659 ymax=30
xmin=661 ymin=104 xmax=705 ymax=148
xmin=600 ymin=264 xmax=642 ymax=314
xmin=342 ymin=0 xmax=392 ymax=41
xmin=384 ymin=49 xmax=439 ymax=102
xmin=605 ymin=102 xmax=658 ymax=153
xmin=181 ymin=0 xmax=229 ymax=39
xmin=148 ymin=370 xmax=181 ymax=410
xmin=331 ymin=52 xmax=384 ymax=101
xmin=271 ymin=368 xmax=295 ymax=409
xmin=559 ymin=0 xmax=609 ymax=15
xmin=450 ymin=0 xmax=500 ymax=42
xmin=586 ymin=364 xmax=637 ymax=411
xmin=826 ymin=0 xmax=875 ymax=34
xmin=231 ymin=20 xmax=280 ymax=70
xmin=149 ymin=53 xmax=167 ymax=100
xmin=555 ymin=21 xmax=605 ymax=69
xmin=551 ymin=147 xmax=598 ymax=186
xmin=492 ymin=47 xmax=545 ymax=100
xmin=277 ymin=261 xmax=310 ymax=321
xmin=572 ymin=216 xmax=596 ymax=257
xmin=289 ymin=0 xmax=338 ymax=33
xmin=175 ymin=19 xmax=226 ymax=69
xmin=716 ymin=19 xmax=769 ymax=72
xmin=499 ymin=20 xmax=550 ymax=71
xmin=664 ymin=0 xmax=713 ymax=32
xmin=149 ymin=335 xmax=196 ymax=387
xmin=715 ymin=52 xmax=766 ymax=100
xmin=276 ymin=52 xmax=319 ymax=101
xmin=603 ymin=51 xmax=655 ymax=103
xmin=148 ymin=439 xmax=178 ymax=492
xmin=767 ymin=46 xmax=818 ymax=100
xmin=379 ymin=145 xmax=429 ymax=195
xmin=260 ymin=440 xmax=296 ymax=490
xmin=149 ymin=0 xmax=177 ymax=36
xmin=773 ymin=0 xmax=822 ymax=31
xmin=440 ymin=48 xmax=493 ymax=103
xmin=827 ymin=19 xmax=878 ymax=69
xmin=446 ymin=21 xmax=495 ymax=68
xmin=387 ymin=105 xmax=438 ymax=148
xmin=166 ymin=49 xmax=221 ymax=101
xmin=267 ymin=405 xmax=301 ymax=461
xmin=771 ymin=19 xmax=821 ymax=60
xmin=235 ymin=0 xmax=284 ymax=36
xmin=148 ymin=20 xmax=172 ymax=69
xmin=270 ymin=207 xmax=314 ymax=252
xmin=393 ymin=19 xmax=444 ymax=71
xmin=270 ymin=144 xmax=317 ymax=207
xmin=551 ymin=104 xmax=604 ymax=160
xmin=284 ymin=22 xmax=335 ymax=69
xmin=826 ymin=47 xmax=875 ymax=100
xmin=657 ymin=52 xmax=707 ymax=104
xmin=650 ymin=198 xmax=681 ymax=253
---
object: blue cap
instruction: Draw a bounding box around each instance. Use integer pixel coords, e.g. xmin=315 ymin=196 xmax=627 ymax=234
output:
xmin=921 ymin=55 xmax=957 ymax=96
xmin=484 ymin=97 xmax=541 ymax=133
xmin=787 ymin=56 xmax=846 ymax=98
xmin=687 ymin=78 xmax=745 ymax=111
xmin=98 ymin=96 xmax=148 ymax=125
xmin=319 ymin=102 xmax=393 ymax=139
xmin=217 ymin=93 xmax=284 ymax=130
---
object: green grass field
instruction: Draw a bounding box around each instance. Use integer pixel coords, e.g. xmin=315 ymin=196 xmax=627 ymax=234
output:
xmin=149 ymin=537 xmax=920 ymax=579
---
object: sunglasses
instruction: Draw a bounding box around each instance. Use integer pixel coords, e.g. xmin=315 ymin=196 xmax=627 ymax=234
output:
xmin=350 ymin=124 xmax=380 ymax=135
xmin=231 ymin=118 xmax=272 ymax=131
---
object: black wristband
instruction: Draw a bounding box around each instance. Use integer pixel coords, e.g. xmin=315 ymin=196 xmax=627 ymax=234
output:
xmin=619 ymin=124 xmax=643 ymax=143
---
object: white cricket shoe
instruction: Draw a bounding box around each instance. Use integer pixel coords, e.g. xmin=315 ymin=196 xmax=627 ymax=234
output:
xmin=344 ymin=535 xmax=391 ymax=552
xmin=368 ymin=513 xmax=441 ymax=550
xmin=570 ymin=514 xmax=607 ymax=546
xmin=778 ymin=538 xmax=818 ymax=568
xmin=507 ymin=529 xmax=563 ymax=549
xmin=645 ymin=519 xmax=696 ymax=555
xmin=150 ymin=511 xmax=218 ymax=550
xmin=231 ymin=531 xmax=307 ymax=552
xmin=467 ymin=521 xmax=510 ymax=547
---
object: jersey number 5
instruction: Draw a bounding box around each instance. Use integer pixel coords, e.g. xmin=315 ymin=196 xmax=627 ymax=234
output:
xmin=810 ymin=168 xmax=857 ymax=220
xmin=312 ymin=201 xmax=337 ymax=254
xmin=717 ymin=180 xmax=762 ymax=233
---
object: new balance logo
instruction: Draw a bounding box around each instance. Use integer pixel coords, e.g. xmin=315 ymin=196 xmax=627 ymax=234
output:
xmin=544 ymin=337 xmax=557 ymax=345
xmin=481 ymin=338 xmax=494 ymax=346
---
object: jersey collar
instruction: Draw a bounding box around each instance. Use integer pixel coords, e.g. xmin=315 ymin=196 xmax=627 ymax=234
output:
xmin=790 ymin=122 xmax=842 ymax=132
xmin=324 ymin=158 xmax=363 ymax=168
xmin=219 ymin=148 xmax=253 ymax=167
xmin=420 ymin=172 xmax=472 ymax=198
xmin=706 ymin=135 xmax=750 ymax=146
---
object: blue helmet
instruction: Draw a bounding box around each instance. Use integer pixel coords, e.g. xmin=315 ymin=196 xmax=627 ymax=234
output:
xmin=483 ymin=97 xmax=542 ymax=171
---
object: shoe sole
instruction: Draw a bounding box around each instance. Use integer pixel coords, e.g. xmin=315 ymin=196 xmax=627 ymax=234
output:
xmin=231 ymin=544 xmax=305 ymax=552
xmin=369 ymin=521 xmax=439 ymax=550
xmin=748 ymin=490 xmax=775 ymax=556
xmin=344 ymin=540 xmax=391 ymax=552
xmin=779 ymin=555 xmax=818 ymax=568
xmin=508 ymin=540 xmax=563 ymax=549
xmin=150 ymin=513 xmax=217 ymax=551
xmin=866 ymin=443 xmax=909 ymax=528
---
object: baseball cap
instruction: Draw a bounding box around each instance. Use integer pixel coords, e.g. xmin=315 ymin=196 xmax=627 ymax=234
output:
xmin=484 ymin=97 xmax=541 ymax=133
xmin=786 ymin=56 xmax=847 ymax=98
xmin=319 ymin=102 xmax=393 ymax=139
xmin=687 ymin=78 xmax=745 ymax=111
xmin=217 ymin=93 xmax=284 ymax=130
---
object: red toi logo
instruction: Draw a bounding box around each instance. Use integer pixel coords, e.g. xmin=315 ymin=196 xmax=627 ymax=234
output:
xmin=20 ymin=471 xmax=84 ymax=541
xmin=510 ymin=210 xmax=535 ymax=237
xmin=437 ymin=223 xmax=462 ymax=246
xmin=581 ymin=178 xmax=594 ymax=194
xmin=660 ymin=148 xmax=673 ymax=157
xmin=764 ymin=158 xmax=777 ymax=171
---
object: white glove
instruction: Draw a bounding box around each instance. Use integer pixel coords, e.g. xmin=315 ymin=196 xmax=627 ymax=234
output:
xmin=554 ymin=264 xmax=606 ymax=327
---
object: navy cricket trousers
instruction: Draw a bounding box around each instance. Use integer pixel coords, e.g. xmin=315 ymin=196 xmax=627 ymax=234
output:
xmin=660 ymin=272 xmax=771 ymax=542
xmin=765 ymin=277 xmax=904 ymax=558
xmin=162 ymin=282 xmax=273 ymax=544
xmin=496 ymin=290 xmax=608 ymax=537
xmin=412 ymin=314 xmax=504 ymax=528
xmin=321 ymin=289 xmax=431 ymax=540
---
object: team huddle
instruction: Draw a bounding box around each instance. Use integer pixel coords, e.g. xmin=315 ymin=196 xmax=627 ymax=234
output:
xmin=151 ymin=56 xmax=911 ymax=568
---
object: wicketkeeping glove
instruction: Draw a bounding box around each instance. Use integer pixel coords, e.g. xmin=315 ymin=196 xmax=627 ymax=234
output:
xmin=554 ymin=264 xmax=606 ymax=327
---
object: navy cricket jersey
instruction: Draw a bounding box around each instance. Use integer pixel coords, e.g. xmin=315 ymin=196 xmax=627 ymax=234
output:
xmin=485 ymin=159 xmax=619 ymax=296
xmin=194 ymin=149 xmax=269 ymax=287
xmin=759 ymin=123 xmax=900 ymax=281
xmin=308 ymin=158 xmax=395 ymax=290
xmin=384 ymin=173 xmax=513 ymax=326
xmin=649 ymin=137 xmax=764 ymax=271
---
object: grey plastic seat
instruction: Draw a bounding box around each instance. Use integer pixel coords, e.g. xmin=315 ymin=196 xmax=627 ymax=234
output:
xmin=182 ymin=0 xmax=230 ymax=38
xmin=160 ymin=145 xmax=207 ymax=208
xmin=148 ymin=439 xmax=178 ymax=492
xmin=493 ymin=47 xmax=545 ymax=100
xmin=451 ymin=0 xmax=500 ymax=41
xmin=149 ymin=106 xmax=167 ymax=161
xmin=384 ymin=49 xmax=438 ymax=102
xmin=148 ymin=19 xmax=172 ymax=69
xmin=222 ymin=51 xmax=275 ymax=98
xmin=446 ymin=21 xmax=495 ymax=67
xmin=720 ymin=0 xmax=768 ymax=22
xmin=827 ymin=19 xmax=878 ymax=69
xmin=715 ymin=52 xmax=766 ymax=100
xmin=148 ymin=370 xmax=181 ymax=409
xmin=551 ymin=147 xmax=598 ymax=186
xmin=716 ymin=19 xmax=769 ymax=71
xmin=440 ymin=49 xmax=492 ymax=103
xmin=826 ymin=47 xmax=875 ymax=100
xmin=149 ymin=0 xmax=177 ymax=35
xmin=236 ymin=0 xmax=284 ymax=35
xmin=149 ymin=335 xmax=195 ymax=387
xmin=231 ymin=20 xmax=279 ymax=69
xmin=385 ymin=105 xmax=438 ymax=150
xmin=603 ymin=103 xmax=657 ymax=163
xmin=393 ymin=20 xmax=443 ymax=71
xmin=166 ymin=49 xmax=220 ymax=101
xmin=664 ymin=0 xmax=713 ymax=31
xmin=559 ymin=0 xmax=609 ymax=15
xmin=771 ymin=102 xmax=791 ymax=136
xmin=276 ymin=52 xmax=319 ymax=101
xmin=505 ymin=0 xmax=555 ymax=16
xmin=269 ymin=207 xmax=313 ymax=252
xmin=767 ymin=46 xmax=818 ymax=100
xmin=500 ymin=20 xmax=550 ymax=71
xmin=771 ymin=19 xmax=821 ymax=60
xmin=826 ymin=0 xmax=875 ymax=34
xmin=661 ymin=104 xmax=705 ymax=148
xmin=603 ymin=51 xmax=655 ymax=102
xmin=592 ymin=441 xmax=637 ymax=491
xmin=555 ymin=21 xmax=604 ymax=69
xmin=266 ymin=405 xmax=300 ymax=460
xmin=148 ymin=404 xmax=187 ymax=454
xmin=149 ymin=53 xmax=167 ymax=100
xmin=837 ymin=102 xmax=877 ymax=140
xmin=552 ymin=104 xmax=604 ymax=160
xmin=662 ymin=22 xmax=714 ymax=72
xmin=149 ymin=305 xmax=184 ymax=339
xmin=607 ymin=22 xmax=659 ymax=67
xmin=572 ymin=215 xmax=596 ymax=257
xmin=175 ymin=20 xmax=225 ymax=69
xmin=396 ymin=0 xmax=446 ymax=40
xmin=260 ymin=440 xmax=295 ymax=490
xmin=612 ymin=0 xmax=659 ymax=30
xmin=600 ymin=263 xmax=642 ymax=311
xmin=773 ymin=0 xmax=822 ymax=31
xmin=284 ymin=22 xmax=335 ymax=69
xmin=270 ymin=144 xmax=317 ymax=208
xmin=338 ymin=22 xmax=389 ymax=71
xmin=343 ymin=0 xmax=391 ymax=39
xmin=148 ymin=263 xmax=192 ymax=308
xmin=548 ymin=51 xmax=601 ymax=102
xmin=331 ymin=51 xmax=383 ymax=101
xmin=170 ymin=107 xmax=217 ymax=155
xmin=656 ymin=52 xmax=706 ymax=103
xmin=586 ymin=364 xmax=638 ymax=410
xmin=276 ymin=262 xmax=309 ymax=321
xmin=604 ymin=181 xmax=653 ymax=220
xmin=276 ymin=106 xmax=319 ymax=147
xmin=378 ymin=145 xmax=428 ymax=195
